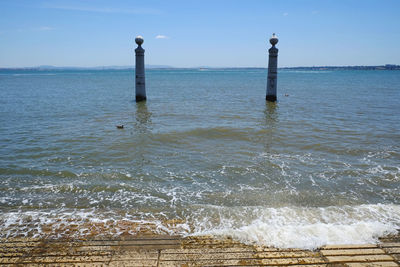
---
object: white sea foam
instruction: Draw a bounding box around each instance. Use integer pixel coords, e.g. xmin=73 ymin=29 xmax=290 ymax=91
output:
xmin=206 ymin=220 xmax=394 ymax=250
xmin=0 ymin=204 xmax=398 ymax=249
xmin=188 ymin=204 xmax=400 ymax=249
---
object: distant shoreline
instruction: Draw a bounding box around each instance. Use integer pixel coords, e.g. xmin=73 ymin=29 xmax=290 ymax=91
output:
xmin=0 ymin=64 xmax=399 ymax=71
xmin=280 ymin=64 xmax=400 ymax=71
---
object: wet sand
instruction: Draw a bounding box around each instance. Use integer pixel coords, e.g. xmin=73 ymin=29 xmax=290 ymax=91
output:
xmin=1 ymin=233 xmax=399 ymax=266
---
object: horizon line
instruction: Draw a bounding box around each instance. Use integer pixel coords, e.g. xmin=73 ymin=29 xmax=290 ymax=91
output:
xmin=1 ymin=64 xmax=399 ymax=70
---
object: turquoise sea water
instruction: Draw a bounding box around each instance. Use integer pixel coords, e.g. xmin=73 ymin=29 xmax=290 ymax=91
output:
xmin=0 ymin=69 xmax=399 ymax=249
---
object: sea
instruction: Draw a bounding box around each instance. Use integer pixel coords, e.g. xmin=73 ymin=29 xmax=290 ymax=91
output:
xmin=0 ymin=68 xmax=399 ymax=249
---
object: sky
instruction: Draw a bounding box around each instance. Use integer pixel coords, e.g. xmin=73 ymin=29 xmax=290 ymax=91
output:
xmin=0 ymin=0 xmax=399 ymax=68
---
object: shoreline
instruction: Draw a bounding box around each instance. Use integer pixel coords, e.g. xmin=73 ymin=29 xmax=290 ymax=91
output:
xmin=2 ymin=215 xmax=398 ymax=250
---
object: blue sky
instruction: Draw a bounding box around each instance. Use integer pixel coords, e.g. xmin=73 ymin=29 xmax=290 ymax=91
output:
xmin=0 ymin=0 xmax=399 ymax=68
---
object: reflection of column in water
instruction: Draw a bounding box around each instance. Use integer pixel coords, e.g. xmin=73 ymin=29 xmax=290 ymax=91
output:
xmin=132 ymin=102 xmax=153 ymax=169
xmin=263 ymin=101 xmax=279 ymax=153
xmin=135 ymin=102 xmax=151 ymax=124
xmin=133 ymin=101 xmax=152 ymax=134
xmin=264 ymin=101 xmax=278 ymax=125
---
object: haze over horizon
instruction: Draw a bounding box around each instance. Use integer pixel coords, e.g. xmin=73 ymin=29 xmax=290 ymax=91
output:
xmin=1 ymin=0 xmax=399 ymax=68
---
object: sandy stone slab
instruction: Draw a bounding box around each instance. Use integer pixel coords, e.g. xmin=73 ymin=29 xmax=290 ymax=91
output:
xmin=160 ymin=251 xmax=255 ymax=261
xmin=159 ymin=257 xmax=327 ymax=266
xmin=382 ymin=248 xmax=400 ymax=254
xmin=321 ymin=248 xmax=386 ymax=256
xmin=257 ymin=257 xmax=327 ymax=265
xmin=323 ymin=244 xmax=379 ymax=250
xmin=0 ymin=235 xmax=178 ymax=242
xmin=0 ymin=247 xmax=37 ymax=254
xmin=0 ymin=255 xmax=112 ymax=264
xmin=345 ymin=262 xmax=399 ymax=267
xmin=0 ymin=256 xmax=159 ymax=266
xmin=389 ymin=253 xmax=400 ymax=262
xmin=0 ymin=238 xmax=180 ymax=248
xmin=0 ymin=241 xmax=43 ymax=248
xmin=0 ymin=238 xmax=43 ymax=243
xmin=0 ymin=244 xmax=161 ymax=255
xmin=75 ymin=245 xmax=160 ymax=255
xmin=22 ymin=261 xmax=159 ymax=267
xmin=254 ymin=246 xmax=283 ymax=252
xmin=110 ymin=251 xmax=161 ymax=260
xmin=182 ymin=238 xmax=246 ymax=246
xmin=1 ymin=263 xmax=109 ymax=267
xmin=325 ymin=254 xmax=394 ymax=263
xmin=380 ymin=243 xmax=400 ymax=248
xmin=6 ymin=264 xmax=81 ymax=267
xmin=78 ymin=239 xmax=181 ymax=246
xmin=0 ymin=250 xmax=113 ymax=258
xmin=109 ymin=261 xmax=159 ymax=267
xmin=255 ymin=251 xmax=321 ymax=258
xmin=162 ymin=247 xmax=256 ymax=254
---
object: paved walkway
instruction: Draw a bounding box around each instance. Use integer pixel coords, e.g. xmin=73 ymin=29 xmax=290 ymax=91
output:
xmin=1 ymin=234 xmax=399 ymax=266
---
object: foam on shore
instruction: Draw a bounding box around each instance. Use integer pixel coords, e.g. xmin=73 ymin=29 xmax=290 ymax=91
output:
xmin=1 ymin=203 xmax=399 ymax=249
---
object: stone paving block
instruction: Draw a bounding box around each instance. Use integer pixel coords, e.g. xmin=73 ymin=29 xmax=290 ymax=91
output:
xmin=380 ymin=243 xmax=400 ymax=248
xmin=321 ymin=248 xmax=386 ymax=256
xmin=323 ymin=244 xmax=379 ymax=250
xmin=345 ymin=262 xmax=399 ymax=267
xmin=326 ymin=254 xmax=394 ymax=263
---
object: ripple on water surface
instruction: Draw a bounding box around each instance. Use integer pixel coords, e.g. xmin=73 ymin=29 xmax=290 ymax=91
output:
xmin=0 ymin=69 xmax=400 ymax=249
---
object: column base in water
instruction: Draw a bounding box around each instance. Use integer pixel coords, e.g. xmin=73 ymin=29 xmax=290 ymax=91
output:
xmin=266 ymin=95 xmax=277 ymax=102
xmin=136 ymin=95 xmax=147 ymax=102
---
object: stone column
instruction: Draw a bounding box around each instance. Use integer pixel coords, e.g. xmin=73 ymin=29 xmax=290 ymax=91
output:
xmin=135 ymin=36 xmax=146 ymax=102
xmin=266 ymin=33 xmax=279 ymax=102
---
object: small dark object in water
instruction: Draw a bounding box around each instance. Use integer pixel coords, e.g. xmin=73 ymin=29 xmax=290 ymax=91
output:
xmin=116 ymin=125 xmax=124 ymax=129
xmin=285 ymin=94 xmax=289 ymax=97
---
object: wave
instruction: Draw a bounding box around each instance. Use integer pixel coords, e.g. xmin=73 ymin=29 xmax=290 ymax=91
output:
xmin=0 ymin=204 xmax=398 ymax=249
xmin=188 ymin=204 xmax=400 ymax=250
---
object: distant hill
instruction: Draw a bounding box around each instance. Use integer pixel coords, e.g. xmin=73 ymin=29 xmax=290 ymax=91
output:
xmin=281 ymin=64 xmax=400 ymax=70
xmin=0 ymin=65 xmax=173 ymax=70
